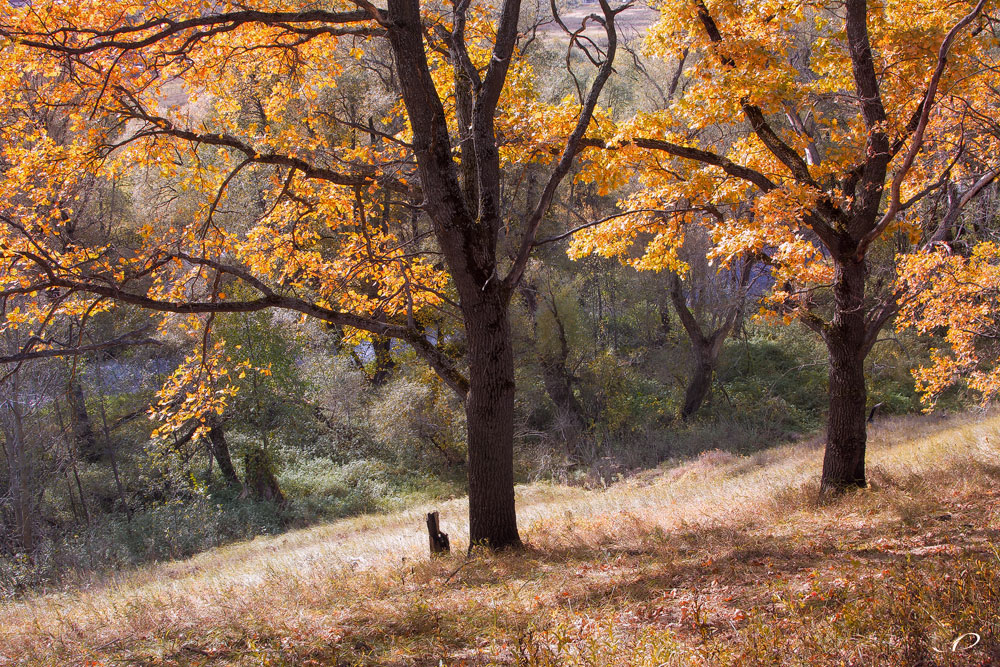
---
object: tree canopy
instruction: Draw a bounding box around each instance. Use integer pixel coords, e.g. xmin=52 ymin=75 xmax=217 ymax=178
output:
xmin=570 ymin=0 xmax=1000 ymax=492
xmin=2 ymin=0 xmax=1000 ymax=547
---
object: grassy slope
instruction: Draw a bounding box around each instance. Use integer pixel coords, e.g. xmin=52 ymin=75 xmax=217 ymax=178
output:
xmin=1 ymin=412 xmax=999 ymax=666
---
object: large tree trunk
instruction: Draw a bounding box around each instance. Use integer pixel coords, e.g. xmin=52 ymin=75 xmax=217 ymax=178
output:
xmin=207 ymin=423 xmax=241 ymax=490
xmin=820 ymin=257 xmax=869 ymax=494
xmin=464 ymin=288 xmax=521 ymax=550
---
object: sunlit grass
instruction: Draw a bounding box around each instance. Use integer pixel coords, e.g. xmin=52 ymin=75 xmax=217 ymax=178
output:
xmin=1 ymin=411 xmax=998 ymax=665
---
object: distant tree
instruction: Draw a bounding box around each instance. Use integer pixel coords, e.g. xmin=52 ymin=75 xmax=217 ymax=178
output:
xmin=666 ymin=248 xmax=752 ymax=422
xmin=520 ymin=270 xmax=589 ymax=455
xmin=572 ymin=209 xmax=755 ymax=421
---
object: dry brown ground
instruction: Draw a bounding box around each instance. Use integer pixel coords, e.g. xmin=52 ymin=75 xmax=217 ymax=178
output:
xmin=1 ymin=411 xmax=998 ymax=666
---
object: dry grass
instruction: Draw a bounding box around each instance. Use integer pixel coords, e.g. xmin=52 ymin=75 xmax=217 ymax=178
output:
xmin=1 ymin=411 xmax=999 ymax=666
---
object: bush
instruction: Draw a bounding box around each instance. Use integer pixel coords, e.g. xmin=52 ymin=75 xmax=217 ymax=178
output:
xmin=717 ymin=329 xmax=828 ymax=427
xmin=60 ymin=495 xmax=285 ymax=567
xmin=279 ymin=457 xmax=395 ymax=520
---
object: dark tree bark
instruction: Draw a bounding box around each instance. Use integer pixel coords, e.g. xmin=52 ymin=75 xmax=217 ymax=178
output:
xmin=72 ymin=460 xmax=89 ymax=526
xmin=658 ymin=305 xmax=672 ymax=343
xmin=243 ymin=446 xmax=284 ymax=503
xmin=462 ymin=285 xmax=520 ymax=548
xmin=681 ymin=352 xmax=715 ymax=422
xmin=820 ymin=257 xmax=869 ymax=493
xmin=207 ymin=423 xmax=242 ymax=490
xmin=426 ymin=511 xmax=450 ymax=554
xmin=66 ymin=377 xmax=99 ymax=462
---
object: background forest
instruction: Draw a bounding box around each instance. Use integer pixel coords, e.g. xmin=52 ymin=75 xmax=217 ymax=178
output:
xmin=0 ymin=0 xmax=995 ymax=602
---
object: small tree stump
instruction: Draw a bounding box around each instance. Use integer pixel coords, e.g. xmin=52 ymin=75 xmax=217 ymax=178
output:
xmin=426 ymin=511 xmax=450 ymax=555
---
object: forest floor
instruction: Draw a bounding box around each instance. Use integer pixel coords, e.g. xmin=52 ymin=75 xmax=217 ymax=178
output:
xmin=1 ymin=411 xmax=999 ymax=666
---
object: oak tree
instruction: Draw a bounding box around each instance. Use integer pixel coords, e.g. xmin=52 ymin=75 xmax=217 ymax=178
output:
xmin=0 ymin=0 xmax=631 ymax=548
xmin=571 ymin=0 xmax=1000 ymax=492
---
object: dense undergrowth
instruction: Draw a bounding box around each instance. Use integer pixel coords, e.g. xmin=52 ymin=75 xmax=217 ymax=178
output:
xmin=0 ymin=322 xmax=958 ymax=602
xmin=0 ymin=461 xmax=462 ymax=600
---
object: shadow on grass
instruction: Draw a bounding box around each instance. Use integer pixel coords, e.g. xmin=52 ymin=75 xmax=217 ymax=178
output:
xmin=80 ymin=438 xmax=1000 ymax=667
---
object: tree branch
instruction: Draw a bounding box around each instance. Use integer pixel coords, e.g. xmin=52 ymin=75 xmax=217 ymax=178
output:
xmin=503 ymin=0 xmax=632 ymax=293
xmin=0 ymin=329 xmax=161 ymax=365
xmin=857 ymin=0 xmax=989 ymax=258
xmin=693 ymin=0 xmax=815 ymax=185
xmin=2 ymin=9 xmax=378 ymax=55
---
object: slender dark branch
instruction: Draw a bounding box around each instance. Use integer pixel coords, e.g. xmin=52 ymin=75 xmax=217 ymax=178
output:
xmin=533 ymin=207 xmax=705 ymax=246
xmin=3 ymin=9 xmax=377 ymax=55
xmin=10 ymin=249 xmax=472 ymax=399
xmin=106 ymin=109 xmax=397 ymax=189
xmin=504 ymin=0 xmax=631 ymax=293
xmin=0 ymin=328 xmax=161 ymax=365
xmin=857 ymin=0 xmax=989 ymax=258
xmin=863 ymin=294 xmax=901 ymax=355
xmin=624 ymin=137 xmax=777 ymax=193
xmin=202 ymin=157 xmax=253 ymax=235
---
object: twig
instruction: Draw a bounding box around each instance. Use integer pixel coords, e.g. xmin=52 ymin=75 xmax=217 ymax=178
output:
xmin=443 ymin=557 xmax=474 ymax=584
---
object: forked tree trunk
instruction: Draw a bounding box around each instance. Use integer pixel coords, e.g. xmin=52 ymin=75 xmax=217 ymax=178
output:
xmin=385 ymin=0 xmax=614 ymax=550
xmin=820 ymin=257 xmax=869 ymax=494
xmin=669 ymin=272 xmax=740 ymax=422
xmin=463 ymin=287 xmax=521 ymax=550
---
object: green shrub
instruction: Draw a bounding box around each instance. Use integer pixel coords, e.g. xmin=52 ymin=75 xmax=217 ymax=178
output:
xmin=279 ymin=457 xmax=395 ymax=519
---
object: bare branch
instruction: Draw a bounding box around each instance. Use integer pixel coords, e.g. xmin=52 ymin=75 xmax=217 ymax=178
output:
xmin=503 ymin=0 xmax=633 ymax=292
xmin=0 ymin=329 xmax=161 ymax=365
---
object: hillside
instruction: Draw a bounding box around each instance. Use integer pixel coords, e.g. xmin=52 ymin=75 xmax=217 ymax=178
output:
xmin=2 ymin=411 xmax=999 ymax=666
